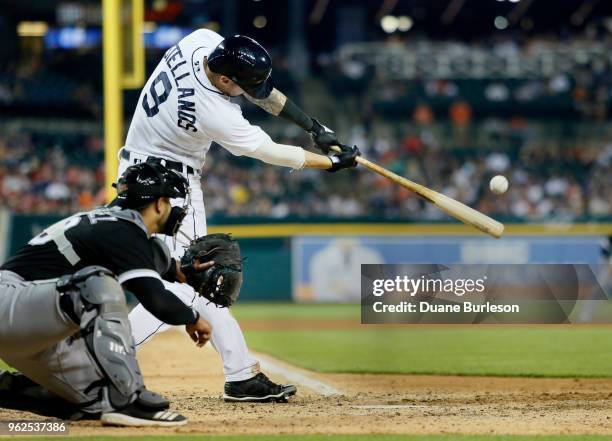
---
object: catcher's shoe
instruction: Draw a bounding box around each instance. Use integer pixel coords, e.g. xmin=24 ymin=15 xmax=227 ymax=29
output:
xmin=0 ymin=370 xmax=38 ymax=393
xmin=0 ymin=370 xmax=98 ymax=420
xmin=223 ymin=373 xmax=297 ymax=403
xmin=101 ymin=403 xmax=187 ymax=427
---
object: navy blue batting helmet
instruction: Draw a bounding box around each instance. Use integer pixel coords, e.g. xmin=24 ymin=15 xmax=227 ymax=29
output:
xmin=207 ymin=35 xmax=273 ymax=99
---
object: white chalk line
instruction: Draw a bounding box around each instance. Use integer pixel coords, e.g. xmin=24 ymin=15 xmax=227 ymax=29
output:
xmin=254 ymin=351 xmax=343 ymax=397
xmin=164 ymin=328 xmax=342 ymax=396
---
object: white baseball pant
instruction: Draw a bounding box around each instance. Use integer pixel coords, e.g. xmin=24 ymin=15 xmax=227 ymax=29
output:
xmin=119 ymin=151 xmax=260 ymax=382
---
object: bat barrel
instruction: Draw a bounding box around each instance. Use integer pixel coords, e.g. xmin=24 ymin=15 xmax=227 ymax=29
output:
xmin=349 ymin=152 xmax=505 ymax=238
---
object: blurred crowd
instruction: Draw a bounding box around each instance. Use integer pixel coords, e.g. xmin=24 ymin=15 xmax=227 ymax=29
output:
xmin=0 ymin=50 xmax=102 ymax=118
xmin=202 ymin=119 xmax=611 ymax=221
xmin=325 ymin=33 xmax=612 ymax=122
xmin=1 ymin=32 xmax=611 ymax=221
xmin=0 ymin=119 xmax=610 ymax=221
xmin=0 ymin=129 xmax=105 ymax=214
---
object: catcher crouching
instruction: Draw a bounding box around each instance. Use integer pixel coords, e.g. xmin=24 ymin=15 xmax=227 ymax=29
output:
xmin=0 ymin=163 xmax=218 ymax=426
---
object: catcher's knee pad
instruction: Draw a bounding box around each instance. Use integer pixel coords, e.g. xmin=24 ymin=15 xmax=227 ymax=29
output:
xmin=57 ymin=266 xmax=144 ymax=409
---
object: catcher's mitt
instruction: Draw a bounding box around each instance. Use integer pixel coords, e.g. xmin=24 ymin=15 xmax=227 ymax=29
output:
xmin=180 ymin=233 xmax=243 ymax=307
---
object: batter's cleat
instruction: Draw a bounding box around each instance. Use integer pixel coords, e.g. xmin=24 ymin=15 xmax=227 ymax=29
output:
xmin=223 ymin=373 xmax=297 ymax=403
xmin=101 ymin=403 xmax=187 ymax=427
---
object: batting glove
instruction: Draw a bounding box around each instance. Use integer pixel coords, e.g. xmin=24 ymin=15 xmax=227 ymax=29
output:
xmin=309 ymin=119 xmax=345 ymax=154
xmin=327 ymin=144 xmax=361 ymax=173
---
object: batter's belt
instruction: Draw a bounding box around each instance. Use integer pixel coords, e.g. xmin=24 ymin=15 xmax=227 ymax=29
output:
xmin=120 ymin=149 xmax=197 ymax=176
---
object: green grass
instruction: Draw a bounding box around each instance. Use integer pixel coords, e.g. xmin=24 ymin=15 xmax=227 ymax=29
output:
xmin=233 ymin=302 xmax=358 ymax=320
xmin=234 ymin=303 xmax=612 ymax=378
xmin=12 ymin=435 xmax=612 ymax=441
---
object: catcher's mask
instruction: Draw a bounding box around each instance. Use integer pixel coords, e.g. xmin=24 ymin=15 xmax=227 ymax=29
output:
xmin=161 ymin=204 xmax=188 ymax=237
xmin=109 ymin=162 xmax=190 ymax=237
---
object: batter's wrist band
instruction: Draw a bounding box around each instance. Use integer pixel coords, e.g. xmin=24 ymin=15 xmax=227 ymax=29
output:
xmin=327 ymin=155 xmax=340 ymax=172
xmin=279 ymin=98 xmax=314 ymax=131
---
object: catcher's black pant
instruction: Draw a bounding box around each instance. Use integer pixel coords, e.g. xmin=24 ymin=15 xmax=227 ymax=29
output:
xmin=0 ymin=270 xmax=109 ymax=414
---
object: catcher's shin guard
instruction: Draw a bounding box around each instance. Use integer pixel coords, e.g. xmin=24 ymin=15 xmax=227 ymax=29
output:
xmin=57 ymin=266 xmax=144 ymax=410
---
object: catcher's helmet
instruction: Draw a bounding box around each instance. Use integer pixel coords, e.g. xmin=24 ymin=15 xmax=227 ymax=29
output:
xmin=109 ymin=162 xmax=188 ymax=210
xmin=207 ymin=35 xmax=273 ymax=99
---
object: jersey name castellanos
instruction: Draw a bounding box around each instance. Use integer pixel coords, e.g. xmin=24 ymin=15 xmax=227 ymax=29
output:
xmin=124 ymin=29 xmax=271 ymax=171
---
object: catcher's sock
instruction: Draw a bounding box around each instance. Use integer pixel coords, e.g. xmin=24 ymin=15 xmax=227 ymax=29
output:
xmin=223 ymin=372 xmax=297 ymax=402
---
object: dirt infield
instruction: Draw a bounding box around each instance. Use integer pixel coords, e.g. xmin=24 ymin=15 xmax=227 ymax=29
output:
xmin=2 ymin=329 xmax=612 ymax=437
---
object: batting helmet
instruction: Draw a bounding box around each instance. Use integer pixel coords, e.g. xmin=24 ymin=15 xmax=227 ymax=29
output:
xmin=109 ymin=162 xmax=188 ymax=210
xmin=207 ymin=35 xmax=273 ymax=99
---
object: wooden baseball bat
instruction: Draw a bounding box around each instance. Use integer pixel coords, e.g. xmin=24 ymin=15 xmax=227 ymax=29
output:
xmin=331 ymin=146 xmax=505 ymax=238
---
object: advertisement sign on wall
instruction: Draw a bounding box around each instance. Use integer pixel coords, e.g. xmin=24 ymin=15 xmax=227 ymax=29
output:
xmin=292 ymin=236 xmax=606 ymax=302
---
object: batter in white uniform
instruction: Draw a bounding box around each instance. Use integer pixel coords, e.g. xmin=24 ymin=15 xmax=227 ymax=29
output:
xmin=118 ymin=30 xmax=359 ymax=402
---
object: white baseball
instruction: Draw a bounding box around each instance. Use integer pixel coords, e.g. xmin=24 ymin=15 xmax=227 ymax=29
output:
xmin=489 ymin=175 xmax=508 ymax=194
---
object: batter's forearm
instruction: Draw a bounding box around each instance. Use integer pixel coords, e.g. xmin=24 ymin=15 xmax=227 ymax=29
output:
xmin=244 ymin=88 xmax=288 ymax=116
xmin=246 ymin=87 xmax=314 ymax=131
xmin=278 ymin=96 xmax=315 ymax=131
xmin=248 ymin=141 xmax=331 ymax=170
xmin=304 ymin=151 xmax=333 ymax=169
xmin=248 ymin=140 xmax=306 ymax=169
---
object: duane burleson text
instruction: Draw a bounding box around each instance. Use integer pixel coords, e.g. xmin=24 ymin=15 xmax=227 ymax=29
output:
xmin=372 ymin=301 xmax=520 ymax=313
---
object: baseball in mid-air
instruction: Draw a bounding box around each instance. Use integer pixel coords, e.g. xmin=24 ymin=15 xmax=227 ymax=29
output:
xmin=489 ymin=175 xmax=509 ymax=194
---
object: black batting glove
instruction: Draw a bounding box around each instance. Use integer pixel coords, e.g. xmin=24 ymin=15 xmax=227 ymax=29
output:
xmin=309 ymin=119 xmax=344 ymax=154
xmin=327 ymin=144 xmax=361 ymax=173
